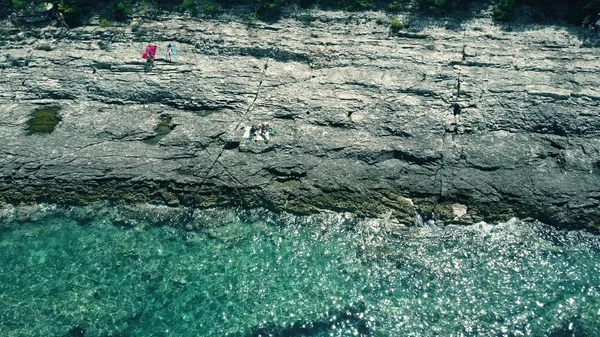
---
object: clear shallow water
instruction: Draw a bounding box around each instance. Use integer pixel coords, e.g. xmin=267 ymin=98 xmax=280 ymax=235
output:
xmin=1 ymin=210 xmax=599 ymax=337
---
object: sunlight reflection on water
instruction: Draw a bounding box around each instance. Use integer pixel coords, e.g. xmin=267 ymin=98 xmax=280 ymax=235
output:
xmin=0 ymin=211 xmax=599 ymax=337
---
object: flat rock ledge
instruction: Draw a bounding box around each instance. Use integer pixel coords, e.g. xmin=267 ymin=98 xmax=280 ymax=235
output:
xmin=1 ymin=10 xmax=600 ymax=229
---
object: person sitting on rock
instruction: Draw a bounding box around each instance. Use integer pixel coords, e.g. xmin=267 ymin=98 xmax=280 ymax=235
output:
xmin=249 ymin=123 xmax=272 ymax=142
xmin=260 ymin=123 xmax=270 ymax=143
xmin=261 ymin=123 xmax=269 ymax=135
xmin=250 ymin=124 xmax=259 ymax=138
xmin=250 ymin=124 xmax=263 ymax=141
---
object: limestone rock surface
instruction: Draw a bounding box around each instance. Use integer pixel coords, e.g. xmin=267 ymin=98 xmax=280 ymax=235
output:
xmin=1 ymin=11 xmax=599 ymax=228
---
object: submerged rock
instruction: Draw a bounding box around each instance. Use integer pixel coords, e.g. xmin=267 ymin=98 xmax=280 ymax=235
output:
xmin=242 ymin=301 xmax=369 ymax=337
xmin=65 ymin=326 xmax=85 ymax=337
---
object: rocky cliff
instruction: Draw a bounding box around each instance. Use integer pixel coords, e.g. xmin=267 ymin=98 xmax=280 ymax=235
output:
xmin=1 ymin=10 xmax=599 ymax=228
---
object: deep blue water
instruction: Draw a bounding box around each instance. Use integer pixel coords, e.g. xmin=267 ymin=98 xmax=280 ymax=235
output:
xmin=0 ymin=207 xmax=599 ymax=337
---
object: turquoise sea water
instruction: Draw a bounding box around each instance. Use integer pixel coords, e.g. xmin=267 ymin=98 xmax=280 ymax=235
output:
xmin=1 ymin=207 xmax=599 ymax=337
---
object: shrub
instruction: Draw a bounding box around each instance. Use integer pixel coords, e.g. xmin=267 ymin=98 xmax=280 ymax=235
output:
xmin=12 ymin=0 xmax=25 ymax=10
xmin=246 ymin=12 xmax=258 ymax=26
xmin=389 ymin=16 xmax=406 ymax=31
xmin=140 ymin=0 xmax=162 ymax=17
xmin=416 ymin=0 xmax=446 ymax=12
xmin=297 ymin=0 xmax=316 ymax=8
xmin=387 ymin=1 xmax=403 ymax=12
xmin=115 ymin=1 xmax=132 ymax=21
xmin=345 ymin=0 xmax=373 ymax=11
xmin=414 ymin=0 xmax=471 ymax=13
xmin=58 ymin=0 xmax=84 ymax=26
xmin=181 ymin=0 xmax=197 ymax=16
xmin=99 ymin=18 xmax=112 ymax=27
xmin=500 ymin=0 xmax=600 ymax=24
xmin=202 ymin=2 xmax=221 ymax=16
xmin=256 ymin=0 xmax=284 ymax=20
xmin=492 ymin=0 xmax=516 ymax=22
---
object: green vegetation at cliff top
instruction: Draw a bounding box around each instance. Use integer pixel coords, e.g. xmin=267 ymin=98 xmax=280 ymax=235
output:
xmin=4 ymin=0 xmax=599 ymax=26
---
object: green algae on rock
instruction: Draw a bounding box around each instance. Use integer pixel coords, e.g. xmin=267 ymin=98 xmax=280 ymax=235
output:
xmin=143 ymin=115 xmax=174 ymax=145
xmin=27 ymin=106 xmax=61 ymax=134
